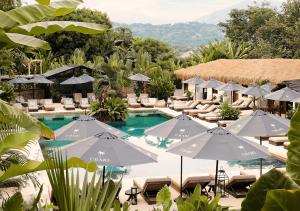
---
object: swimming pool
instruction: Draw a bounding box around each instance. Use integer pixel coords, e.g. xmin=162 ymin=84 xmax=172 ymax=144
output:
xmin=37 ymin=112 xmax=285 ymax=178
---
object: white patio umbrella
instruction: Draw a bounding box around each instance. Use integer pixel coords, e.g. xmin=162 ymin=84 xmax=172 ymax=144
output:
xmin=168 ymin=127 xmax=269 ymax=196
xmin=145 ymin=113 xmax=208 ymax=197
xmin=183 ymin=76 xmax=205 ymax=101
xmin=226 ymin=109 xmax=290 ymax=175
xmin=199 ymin=79 xmax=224 ymax=100
xmin=61 ymin=132 xmax=157 ymax=185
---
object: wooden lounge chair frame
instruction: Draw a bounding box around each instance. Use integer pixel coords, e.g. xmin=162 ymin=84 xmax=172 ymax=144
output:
xmin=225 ymin=175 xmax=256 ymax=198
xmin=181 ymin=176 xmax=212 ymax=196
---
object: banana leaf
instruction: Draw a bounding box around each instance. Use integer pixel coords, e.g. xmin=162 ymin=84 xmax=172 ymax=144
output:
xmin=13 ymin=21 xmax=106 ymax=36
xmin=0 ymin=157 xmax=97 ymax=181
xmin=287 ymin=106 xmax=300 ymax=186
xmin=262 ymin=189 xmax=300 ymax=211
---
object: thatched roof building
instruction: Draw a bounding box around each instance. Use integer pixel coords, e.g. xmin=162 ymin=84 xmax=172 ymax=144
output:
xmin=175 ymin=59 xmax=300 ymax=85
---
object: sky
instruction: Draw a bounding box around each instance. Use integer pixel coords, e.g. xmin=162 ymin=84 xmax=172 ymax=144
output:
xmin=23 ymin=0 xmax=284 ymax=24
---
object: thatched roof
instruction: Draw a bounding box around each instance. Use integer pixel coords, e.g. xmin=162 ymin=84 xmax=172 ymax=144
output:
xmin=175 ymin=59 xmax=300 ymax=85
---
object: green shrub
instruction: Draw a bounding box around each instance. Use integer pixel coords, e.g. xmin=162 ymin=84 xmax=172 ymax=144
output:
xmin=220 ymin=100 xmax=240 ymax=120
xmin=90 ymin=97 xmax=128 ymax=122
xmin=0 ymin=82 xmax=16 ymax=102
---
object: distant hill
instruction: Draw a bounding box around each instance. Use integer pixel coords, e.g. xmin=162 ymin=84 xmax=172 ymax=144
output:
xmin=114 ymin=22 xmax=224 ymax=52
xmin=196 ymin=0 xmax=283 ymax=24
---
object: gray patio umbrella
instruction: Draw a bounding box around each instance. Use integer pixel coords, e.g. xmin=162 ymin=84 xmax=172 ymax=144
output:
xmin=215 ymin=82 xmax=244 ymax=103
xmin=128 ymin=73 xmax=150 ymax=82
xmin=27 ymin=75 xmax=54 ymax=98
xmin=226 ymin=109 xmax=290 ymax=175
xmin=264 ymin=87 xmax=300 ymax=102
xmin=183 ymin=76 xmax=205 ymax=101
xmin=261 ymin=83 xmax=275 ymax=92
xmin=167 ymin=127 xmax=269 ymax=196
xmin=8 ymin=76 xmax=29 ymax=84
xmin=78 ymin=74 xmax=95 ymax=83
xmin=60 ymin=76 xmax=84 ymax=85
xmin=145 ymin=113 xmax=208 ymax=197
xmin=241 ymin=84 xmax=270 ymax=108
xmin=199 ymin=79 xmax=224 ymax=100
xmin=55 ymin=115 xmax=127 ymax=141
xmin=61 ymin=131 xmax=157 ymax=184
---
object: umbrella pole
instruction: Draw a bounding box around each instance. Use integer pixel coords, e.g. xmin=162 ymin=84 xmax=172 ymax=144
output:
xmin=180 ymin=155 xmax=183 ymax=198
xmin=102 ymin=166 xmax=106 ymax=186
xmin=253 ymin=97 xmax=256 ymax=111
xmin=214 ymin=160 xmax=219 ymax=197
xmin=259 ymin=137 xmax=262 ymax=176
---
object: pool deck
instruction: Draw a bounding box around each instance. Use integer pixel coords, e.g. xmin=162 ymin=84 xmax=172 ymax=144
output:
xmin=28 ymin=106 xmax=288 ymax=210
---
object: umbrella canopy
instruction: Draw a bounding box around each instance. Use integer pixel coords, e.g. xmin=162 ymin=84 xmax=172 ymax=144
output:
xmin=128 ymin=73 xmax=150 ymax=82
xmin=27 ymin=75 xmax=54 ymax=84
xmin=168 ymin=127 xmax=269 ymax=161
xmin=215 ymin=81 xmax=244 ymax=92
xmin=145 ymin=113 xmax=208 ymax=139
xmin=183 ymin=76 xmax=204 ymax=85
xmin=199 ymin=79 xmax=224 ymax=89
xmin=264 ymin=87 xmax=300 ymax=102
xmin=261 ymin=83 xmax=275 ymax=92
xmin=226 ymin=109 xmax=290 ymax=138
xmin=145 ymin=112 xmax=208 ymax=197
xmin=168 ymin=127 xmax=269 ymax=195
xmin=8 ymin=76 xmax=29 ymax=84
xmin=60 ymin=76 xmax=85 ymax=85
xmin=241 ymin=84 xmax=270 ymax=98
xmin=55 ymin=115 xmax=127 ymax=140
xmin=61 ymin=132 xmax=157 ymax=166
xmin=78 ymin=74 xmax=95 ymax=83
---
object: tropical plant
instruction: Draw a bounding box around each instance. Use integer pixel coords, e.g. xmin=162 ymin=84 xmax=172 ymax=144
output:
xmin=0 ymin=0 xmax=106 ymax=50
xmin=0 ymin=81 xmax=16 ymax=102
xmin=220 ymin=100 xmax=240 ymax=120
xmin=155 ymin=185 xmax=228 ymax=211
xmin=241 ymin=106 xmax=300 ymax=211
xmin=90 ymin=97 xmax=128 ymax=122
xmin=46 ymin=151 xmax=129 ymax=211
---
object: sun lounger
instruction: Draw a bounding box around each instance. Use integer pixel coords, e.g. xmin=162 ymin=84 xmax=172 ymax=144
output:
xmin=28 ymin=99 xmax=39 ymax=112
xmin=269 ymin=136 xmax=289 ymax=146
xmin=87 ymin=93 xmax=96 ymax=103
xmin=43 ymin=99 xmax=55 ymax=111
xmin=169 ymin=100 xmax=188 ymax=109
xmin=173 ymin=100 xmax=200 ymax=111
xmin=63 ymin=98 xmax=75 ymax=110
xmin=201 ymin=94 xmax=222 ymax=104
xmin=171 ymin=89 xmax=188 ymax=100
xmin=155 ymin=99 xmax=166 ymax=107
xmin=12 ymin=103 xmax=25 ymax=111
xmin=197 ymin=104 xmax=218 ymax=114
xmin=232 ymin=98 xmax=244 ymax=106
xmin=233 ymin=98 xmax=253 ymax=110
xmin=225 ymin=175 xmax=256 ymax=198
xmin=127 ymin=97 xmax=141 ymax=108
xmin=139 ymin=93 xmax=149 ymax=99
xmin=134 ymin=177 xmax=171 ymax=205
xmin=185 ymin=104 xmax=211 ymax=116
xmin=80 ymin=98 xmax=90 ymax=109
xmin=283 ymin=141 xmax=290 ymax=149
xmin=168 ymin=175 xmax=212 ymax=196
xmin=73 ymin=93 xmax=82 ymax=105
xmin=141 ymin=97 xmax=155 ymax=108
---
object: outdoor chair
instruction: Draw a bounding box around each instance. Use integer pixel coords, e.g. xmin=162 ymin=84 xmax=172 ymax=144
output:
xmin=173 ymin=100 xmax=200 ymax=111
xmin=127 ymin=93 xmax=136 ymax=99
xmin=80 ymin=98 xmax=90 ymax=109
xmin=63 ymin=98 xmax=75 ymax=110
xmin=73 ymin=93 xmax=82 ymax=105
xmin=232 ymin=97 xmax=253 ymax=110
xmin=87 ymin=93 xmax=96 ymax=103
xmin=185 ymin=104 xmax=211 ymax=116
xmin=269 ymin=136 xmax=289 ymax=146
xmin=127 ymin=97 xmax=141 ymax=108
xmin=139 ymin=93 xmax=149 ymax=99
xmin=200 ymin=94 xmax=222 ymax=104
xmin=141 ymin=97 xmax=155 ymax=108
xmin=169 ymin=100 xmax=188 ymax=109
xmin=169 ymin=175 xmax=212 ymax=197
xmin=196 ymin=104 xmax=218 ymax=114
xmin=155 ymin=99 xmax=166 ymax=107
xmin=225 ymin=175 xmax=256 ymax=198
xmin=28 ymin=99 xmax=39 ymax=112
xmin=43 ymin=99 xmax=55 ymax=111
xmin=134 ymin=177 xmax=171 ymax=205
xmin=171 ymin=89 xmax=188 ymax=100
xmin=12 ymin=103 xmax=25 ymax=111
xmin=16 ymin=96 xmax=27 ymax=106
xmin=232 ymin=98 xmax=244 ymax=106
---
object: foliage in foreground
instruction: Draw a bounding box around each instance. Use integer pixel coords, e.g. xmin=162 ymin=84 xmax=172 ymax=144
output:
xmin=155 ymin=185 xmax=228 ymax=211
xmin=220 ymin=100 xmax=240 ymax=120
xmin=241 ymin=106 xmax=300 ymax=211
xmin=90 ymin=97 xmax=128 ymax=122
xmin=0 ymin=81 xmax=16 ymax=102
